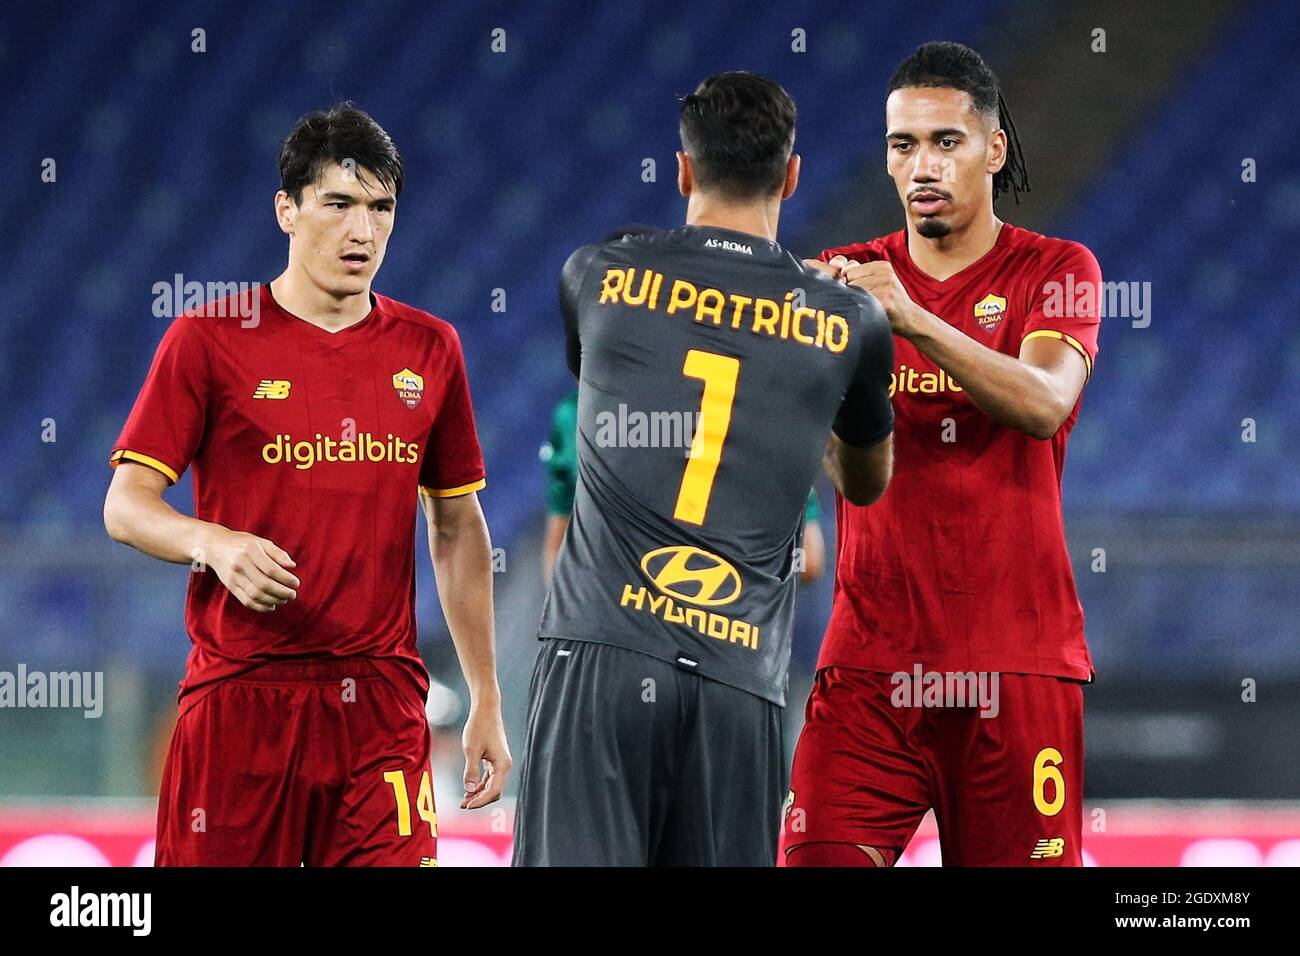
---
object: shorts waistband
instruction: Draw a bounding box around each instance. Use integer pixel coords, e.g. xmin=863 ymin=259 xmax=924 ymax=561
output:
xmin=230 ymin=658 xmax=385 ymax=684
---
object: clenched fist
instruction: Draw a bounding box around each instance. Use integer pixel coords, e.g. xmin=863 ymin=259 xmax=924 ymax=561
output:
xmin=830 ymin=257 xmax=922 ymax=336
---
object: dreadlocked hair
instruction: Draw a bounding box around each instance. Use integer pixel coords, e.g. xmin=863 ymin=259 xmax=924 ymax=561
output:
xmin=888 ymin=41 xmax=1031 ymax=204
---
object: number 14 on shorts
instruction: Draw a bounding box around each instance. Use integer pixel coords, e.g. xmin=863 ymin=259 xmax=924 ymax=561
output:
xmin=383 ymin=769 xmax=438 ymax=837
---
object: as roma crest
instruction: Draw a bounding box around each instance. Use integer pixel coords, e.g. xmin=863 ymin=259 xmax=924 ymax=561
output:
xmin=392 ymin=367 xmax=425 ymax=409
xmin=974 ymin=293 xmax=1007 ymax=332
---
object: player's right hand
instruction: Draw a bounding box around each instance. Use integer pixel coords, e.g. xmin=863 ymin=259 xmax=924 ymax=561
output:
xmin=205 ymin=528 xmax=300 ymax=613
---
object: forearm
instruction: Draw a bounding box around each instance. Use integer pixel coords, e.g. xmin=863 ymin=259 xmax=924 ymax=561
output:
xmin=903 ymin=308 xmax=1069 ymax=438
xmin=823 ymin=438 xmax=852 ymax=500
xmin=823 ymin=433 xmax=892 ymax=506
xmin=104 ymin=481 xmax=223 ymax=565
xmin=799 ymin=521 xmax=825 ymax=583
xmin=430 ymin=509 xmax=500 ymax=705
xmin=542 ymin=515 xmax=568 ymax=582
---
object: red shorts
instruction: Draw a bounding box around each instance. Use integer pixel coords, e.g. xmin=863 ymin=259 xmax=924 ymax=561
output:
xmin=156 ymin=658 xmax=438 ymax=867
xmin=781 ymin=666 xmax=1084 ymax=866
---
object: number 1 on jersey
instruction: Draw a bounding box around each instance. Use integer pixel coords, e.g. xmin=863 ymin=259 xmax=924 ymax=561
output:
xmin=675 ymin=349 xmax=740 ymax=525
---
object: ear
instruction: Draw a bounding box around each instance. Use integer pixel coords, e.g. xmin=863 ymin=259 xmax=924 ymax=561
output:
xmin=781 ymin=153 xmax=801 ymax=200
xmin=677 ymin=151 xmax=692 ymax=198
xmin=274 ymin=190 xmax=296 ymax=236
xmin=986 ymin=127 xmax=1007 ymax=176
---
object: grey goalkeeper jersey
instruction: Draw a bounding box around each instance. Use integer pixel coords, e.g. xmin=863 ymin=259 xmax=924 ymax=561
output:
xmin=540 ymin=224 xmax=894 ymax=704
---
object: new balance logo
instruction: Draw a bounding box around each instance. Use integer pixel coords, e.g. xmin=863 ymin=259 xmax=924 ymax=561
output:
xmin=1030 ymin=838 xmax=1065 ymax=860
xmin=252 ymin=379 xmax=291 ymax=399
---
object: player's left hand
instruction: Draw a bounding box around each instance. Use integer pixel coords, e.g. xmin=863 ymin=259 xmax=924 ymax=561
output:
xmin=836 ymin=258 xmax=922 ymax=336
xmin=460 ymin=700 xmax=512 ymax=810
xmin=802 ymin=257 xmax=845 ymax=281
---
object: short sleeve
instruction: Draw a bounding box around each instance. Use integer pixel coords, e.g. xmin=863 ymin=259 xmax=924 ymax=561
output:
xmin=418 ymin=330 xmax=487 ymax=498
xmin=833 ymin=297 xmax=896 ymax=447
xmin=803 ymin=488 xmax=822 ymax=522
xmin=1021 ymin=242 xmax=1102 ymax=380
xmin=560 ymin=243 xmax=601 ymax=377
xmin=561 ymin=231 xmax=657 ymax=376
xmin=110 ymin=315 xmax=211 ymax=483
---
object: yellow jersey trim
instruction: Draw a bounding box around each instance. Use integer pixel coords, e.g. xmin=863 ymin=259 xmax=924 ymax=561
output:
xmin=1022 ymin=329 xmax=1093 ymax=380
xmin=418 ymin=478 xmax=486 ymax=498
xmin=110 ymin=449 xmax=180 ymax=484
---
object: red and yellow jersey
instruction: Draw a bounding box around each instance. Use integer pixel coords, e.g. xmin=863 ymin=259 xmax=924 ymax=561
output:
xmin=111 ymin=285 xmax=486 ymax=711
xmin=818 ymin=224 xmax=1100 ymax=680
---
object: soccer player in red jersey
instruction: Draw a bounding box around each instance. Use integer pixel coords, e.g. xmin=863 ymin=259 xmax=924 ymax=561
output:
xmin=103 ymin=106 xmax=510 ymax=866
xmin=782 ymin=42 xmax=1101 ymax=866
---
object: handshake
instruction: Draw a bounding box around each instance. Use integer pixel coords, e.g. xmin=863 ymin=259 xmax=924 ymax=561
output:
xmin=804 ymin=256 xmax=918 ymax=335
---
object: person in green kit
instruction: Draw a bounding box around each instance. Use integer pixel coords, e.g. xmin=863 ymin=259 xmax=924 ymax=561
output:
xmin=539 ymin=389 xmax=825 ymax=584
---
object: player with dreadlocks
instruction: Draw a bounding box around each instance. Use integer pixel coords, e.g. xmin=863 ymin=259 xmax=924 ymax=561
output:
xmin=782 ymin=41 xmax=1102 ymax=866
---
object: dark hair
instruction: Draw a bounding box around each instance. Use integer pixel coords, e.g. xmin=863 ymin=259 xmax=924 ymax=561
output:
xmin=679 ymin=71 xmax=796 ymax=201
xmin=887 ymin=42 xmax=1031 ymax=204
xmin=278 ymin=103 xmax=404 ymax=205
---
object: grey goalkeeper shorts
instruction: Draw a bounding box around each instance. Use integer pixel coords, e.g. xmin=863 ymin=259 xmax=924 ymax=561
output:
xmin=512 ymin=638 xmax=785 ymax=867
